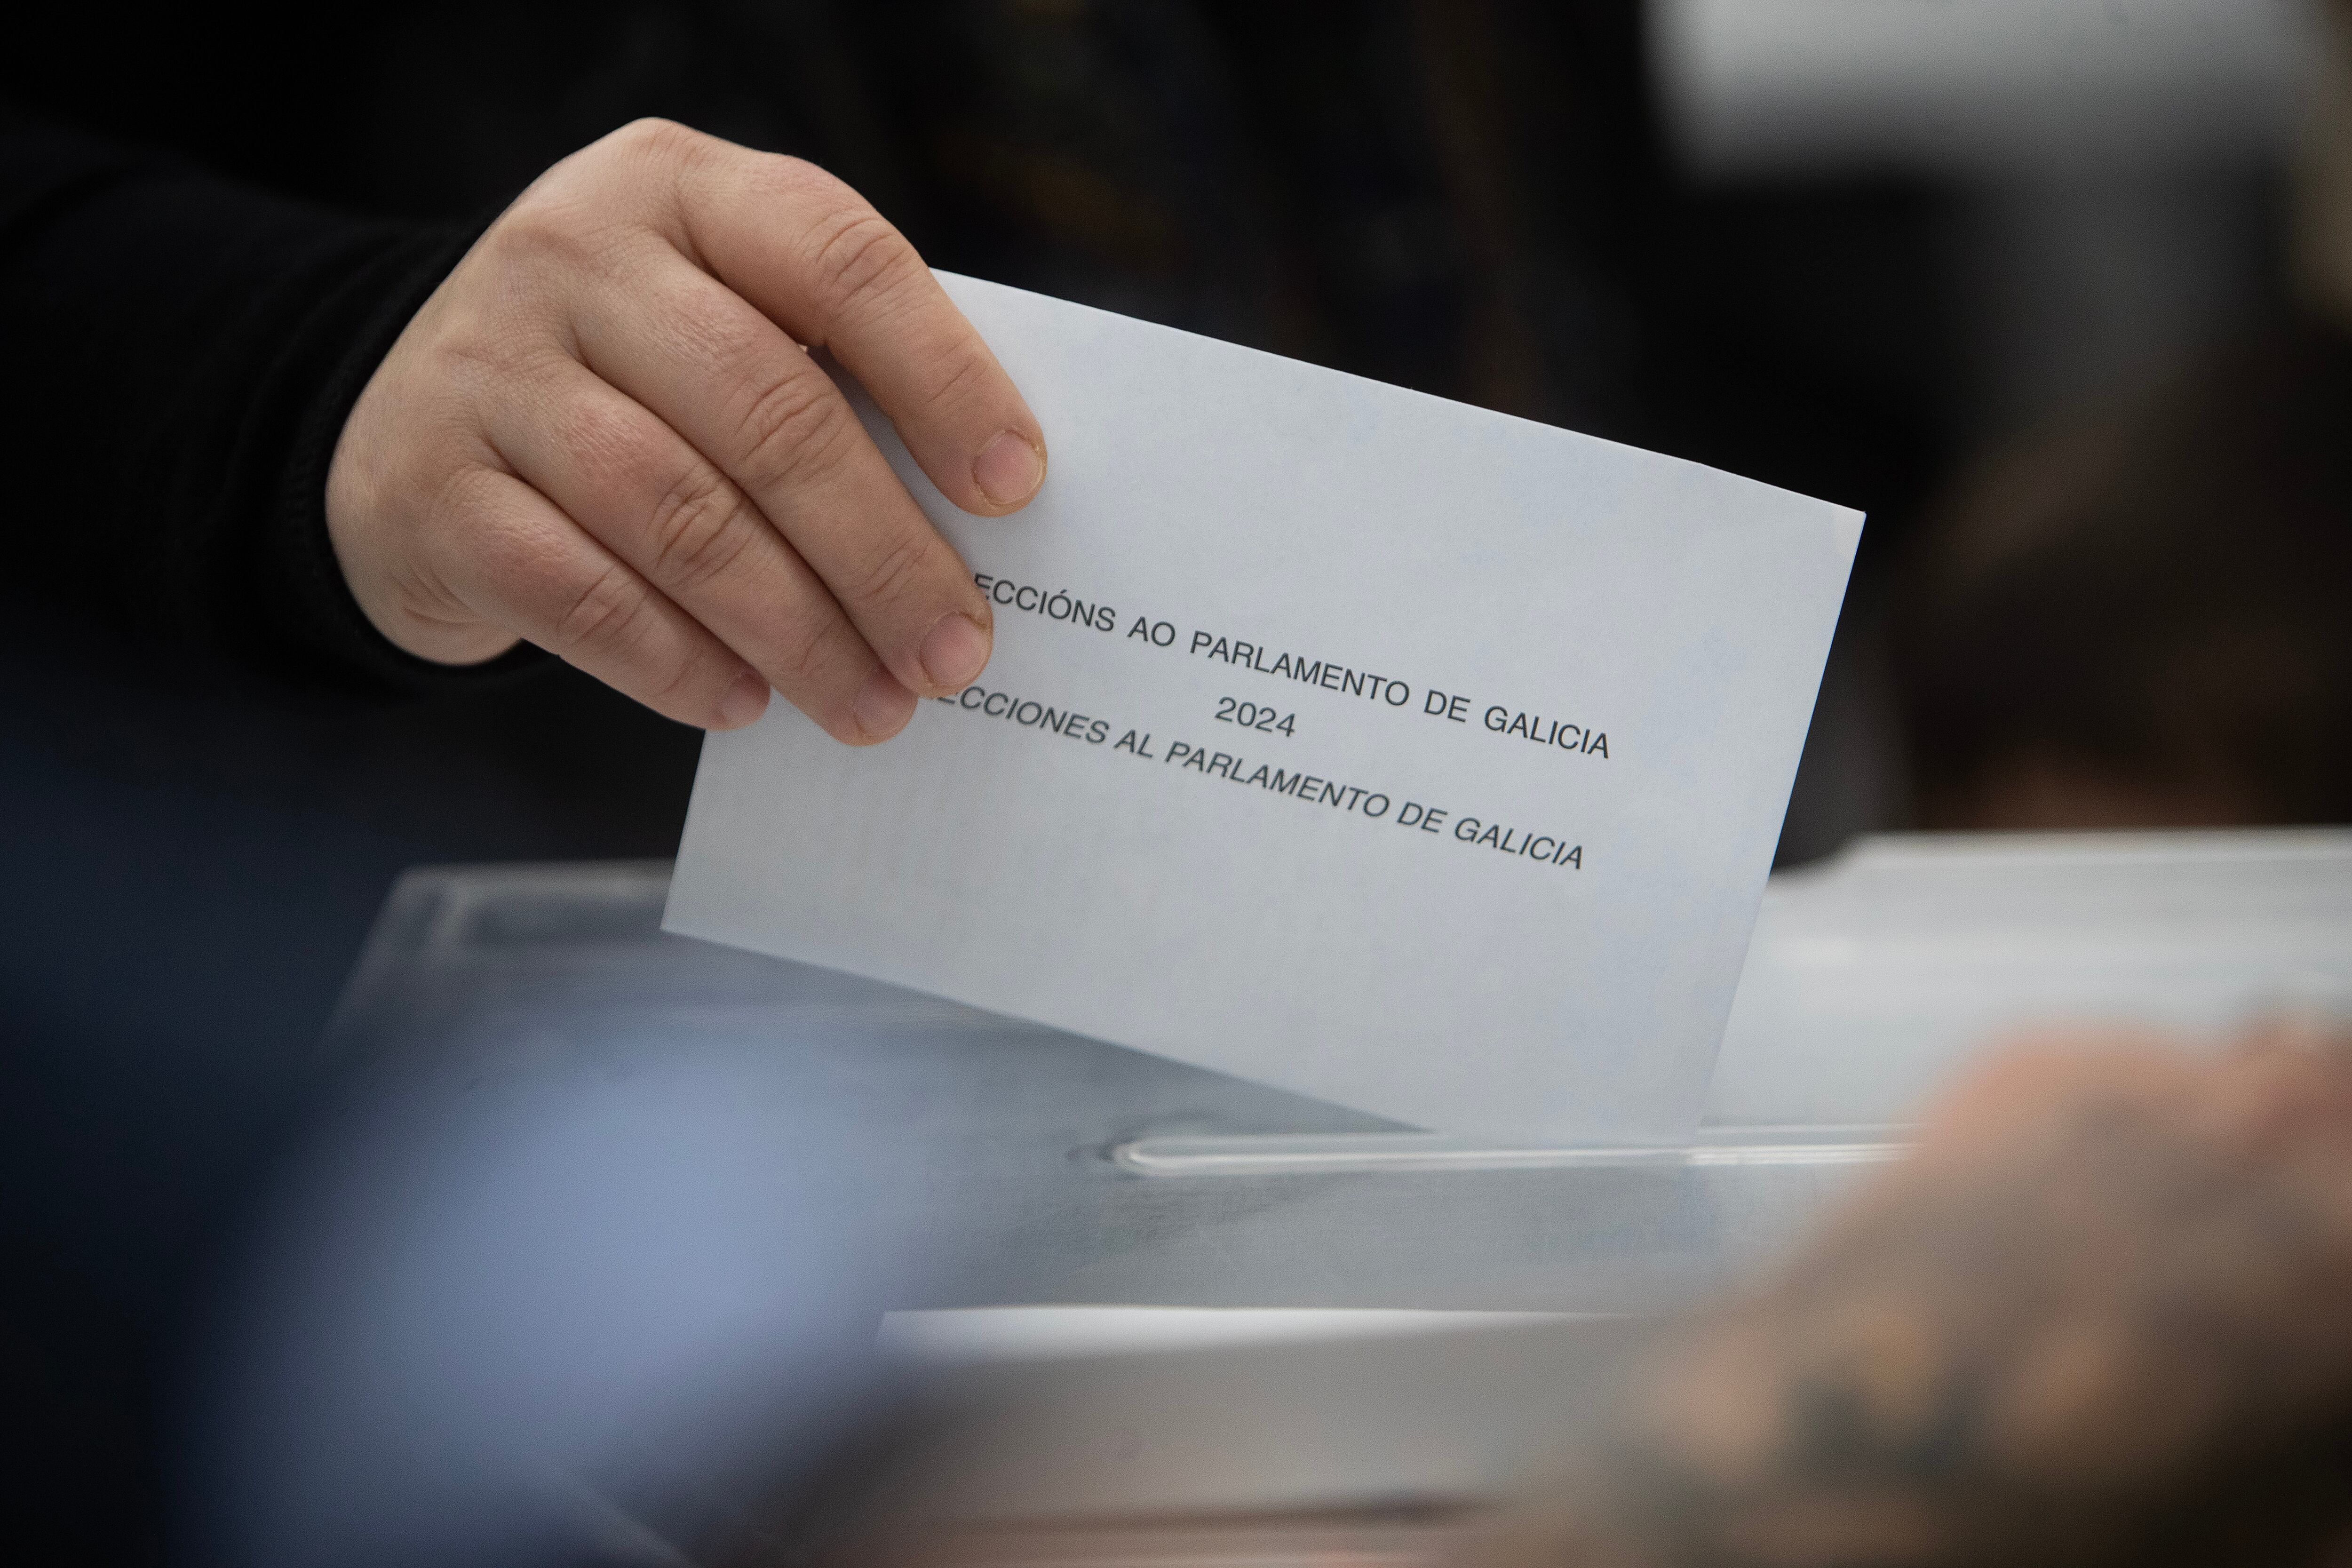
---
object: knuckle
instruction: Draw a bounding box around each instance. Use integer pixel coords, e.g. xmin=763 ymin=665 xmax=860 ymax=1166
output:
xmin=422 ymin=462 xmax=509 ymax=557
xmin=734 ymin=367 xmax=855 ymax=489
xmin=644 ymin=463 xmax=758 ymax=591
xmin=650 ymin=267 xmax=740 ymax=361
xmin=609 ymin=116 xmax=703 ymax=167
xmin=645 ymin=643 xmax=721 ymax=715
xmin=548 ymin=392 xmax=643 ymax=485
xmin=437 ymin=325 xmax=515 ymax=397
xmin=554 ymin=560 xmax=655 ymax=658
xmin=768 ymin=612 xmax=843 ymax=697
xmin=516 ymin=119 xmax=711 ymax=256
xmin=763 ymin=152 xmax=848 ymax=202
xmin=911 ymin=347 xmax=993 ymax=422
xmin=487 ymin=190 xmax=628 ymax=285
xmin=842 ymin=528 xmax=940 ymax=616
xmin=754 ymin=154 xmax=871 ymax=234
xmin=489 ymin=198 xmax=588 ymax=267
xmin=803 ymin=206 xmax=922 ymax=322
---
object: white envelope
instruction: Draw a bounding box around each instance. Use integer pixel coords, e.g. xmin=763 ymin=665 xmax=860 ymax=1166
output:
xmin=665 ymin=274 xmax=1860 ymax=1142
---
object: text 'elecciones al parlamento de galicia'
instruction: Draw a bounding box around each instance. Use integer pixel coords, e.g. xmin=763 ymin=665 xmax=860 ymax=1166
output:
xmin=933 ymin=683 xmax=1583 ymax=870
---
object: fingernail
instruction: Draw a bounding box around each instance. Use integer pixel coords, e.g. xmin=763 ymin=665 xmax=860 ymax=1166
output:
xmin=852 ymin=664 xmax=917 ymax=740
xmin=972 ymin=430 xmax=1045 ymax=509
xmin=717 ymin=670 xmax=770 ymax=728
xmin=918 ymin=612 xmax=990 ymax=691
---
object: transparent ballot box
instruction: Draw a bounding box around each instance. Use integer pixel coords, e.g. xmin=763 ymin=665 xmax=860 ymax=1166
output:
xmin=312 ymin=828 xmax=2352 ymax=1314
xmin=206 ymin=831 xmax=2350 ymax=1561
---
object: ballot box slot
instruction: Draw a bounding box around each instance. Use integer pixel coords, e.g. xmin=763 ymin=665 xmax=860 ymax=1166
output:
xmin=1112 ymin=1129 xmax=1908 ymax=1178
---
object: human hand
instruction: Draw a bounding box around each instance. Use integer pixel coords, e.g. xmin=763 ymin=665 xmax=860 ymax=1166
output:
xmin=1480 ymin=1022 xmax=2352 ymax=1568
xmin=324 ymin=119 xmax=1047 ymax=742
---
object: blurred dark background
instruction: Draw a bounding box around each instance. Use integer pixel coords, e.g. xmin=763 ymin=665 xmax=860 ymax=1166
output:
xmin=2 ymin=0 xmax=2344 ymax=1560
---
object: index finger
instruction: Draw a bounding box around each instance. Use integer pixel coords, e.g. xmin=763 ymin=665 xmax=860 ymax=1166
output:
xmin=676 ymin=150 xmax=1047 ymax=517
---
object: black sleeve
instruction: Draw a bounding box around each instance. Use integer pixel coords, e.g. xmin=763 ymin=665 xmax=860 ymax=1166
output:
xmin=0 ymin=108 xmax=543 ymax=694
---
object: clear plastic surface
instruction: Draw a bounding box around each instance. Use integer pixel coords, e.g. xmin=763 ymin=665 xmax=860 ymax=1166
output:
xmin=312 ymin=829 xmax=2351 ymax=1312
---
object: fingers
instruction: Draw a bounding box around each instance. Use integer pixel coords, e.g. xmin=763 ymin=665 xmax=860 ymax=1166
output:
xmin=480 ymin=356 xmax=920 ymax=743
xmin=425 ymin=464 xmax=773 ymax=733
xmin=2193 ymin=1024 xmax=2352 ymax=1150
xmin=325 ymin=120 xmax=1041 ymax=745
xmin=668 ymin=146 xmax=1048 ymax=516
xmin=1913 ymin=1029 xmax=2199 ymax=1163
xmin=566 ymin=247 xmax=995 ymax=708
xmin=1911 ymin=1023 xmax=2352 ymax=1176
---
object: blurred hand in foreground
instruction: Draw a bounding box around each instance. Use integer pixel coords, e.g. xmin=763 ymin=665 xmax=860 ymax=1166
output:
xmin=326 ymin=119 xmax=1047 ymax=742
xmin=1480 ymin=1021 xmax=2352 ymax=1568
